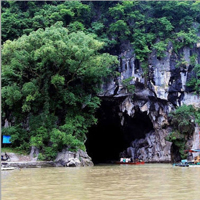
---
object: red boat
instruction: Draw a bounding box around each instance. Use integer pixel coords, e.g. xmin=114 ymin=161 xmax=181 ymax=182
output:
xmin=115 ymin=161 xmax=145 ymax=165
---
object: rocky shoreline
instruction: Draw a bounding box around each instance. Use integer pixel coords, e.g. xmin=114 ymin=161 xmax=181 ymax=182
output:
xmin=1 ymin=149 xmax=94 ymax=169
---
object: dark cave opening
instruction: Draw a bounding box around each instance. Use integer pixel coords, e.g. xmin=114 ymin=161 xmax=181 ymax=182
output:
xmin=85 ymin=98 xmax=124 ymax=164
xmin=122 ymin=108 xmax=154 ymax=146
xmin=85 ymin=99 xmax=154 ymax=164
xmin=171 ymin=143 xmax=182 ymax=163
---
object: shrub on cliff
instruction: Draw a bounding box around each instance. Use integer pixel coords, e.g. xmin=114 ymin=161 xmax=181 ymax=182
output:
xmin=169 ymin=105 xmax=196 ymax=135
xmin=166 ymin=104 xmax=200 ymax=159
xmin=186 ymin=64 xmax=200 ymax=94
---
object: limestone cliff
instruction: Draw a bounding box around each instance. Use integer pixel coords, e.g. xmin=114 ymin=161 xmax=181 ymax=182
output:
xmin=98 ymin=41 xmax=200 ymax=163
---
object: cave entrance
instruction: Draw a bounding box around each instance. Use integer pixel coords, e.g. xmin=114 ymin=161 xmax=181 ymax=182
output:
xmin=122 ymin=108 xmax=154 ymax=146
xmin=85 ymin=98 xmax=154 ymax=164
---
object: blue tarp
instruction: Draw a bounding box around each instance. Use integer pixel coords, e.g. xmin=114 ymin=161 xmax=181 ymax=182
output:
xmin=3 ymin=135 xmax=11 ymax=144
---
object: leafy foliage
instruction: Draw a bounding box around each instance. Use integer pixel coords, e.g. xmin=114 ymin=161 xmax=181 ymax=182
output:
xmin=186 ymin=64 xmax=200 ymax=94
xmin=169 ymin=105 xmax=197 ymax=134
xmin=1 ymin=1 xmax=91 ymax=43
xmin=2 ymin=1 xmax=200 ymax=59
xmin=2 ymin=23 xmax=118 ymax=159
xmin=152 ymin=41 xmax=168 ymax=58
xmin=166 ymin=105 xmax=200 ymax=159
xmin=165 ymin=131 xmax=187 ymax=159
xmin=122 ymin=77 xmax=135 ymax=94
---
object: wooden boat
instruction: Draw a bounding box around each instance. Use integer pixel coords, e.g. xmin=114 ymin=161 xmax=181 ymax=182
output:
xmin=116 ymin=161 xmax=145 ymax=165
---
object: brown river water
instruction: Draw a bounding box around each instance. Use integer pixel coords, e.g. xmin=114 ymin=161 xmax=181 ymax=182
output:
xmin=1 ymin=164 xmax=200 ymax=200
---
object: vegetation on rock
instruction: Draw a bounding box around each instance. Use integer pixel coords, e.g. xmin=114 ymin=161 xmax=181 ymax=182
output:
xmin=166 ymin=105 xmax=200 ymax=159
xmin=187 ymin=64 xmax=200 ymax=94
xmin=1 ymin=1 xmax=200 ymax=159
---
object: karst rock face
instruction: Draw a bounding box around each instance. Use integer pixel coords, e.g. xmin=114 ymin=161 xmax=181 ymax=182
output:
xmin=99 ymin=41 xmax=200 ymax=162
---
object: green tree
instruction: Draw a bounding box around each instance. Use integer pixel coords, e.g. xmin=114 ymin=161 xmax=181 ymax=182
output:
xmin=2 ymin=1 xmax=200 ymax=59
xmin=2 ymin=22 xmax=118 ymax=159
xmin=1 ymin=1 xmax=91 ymax=44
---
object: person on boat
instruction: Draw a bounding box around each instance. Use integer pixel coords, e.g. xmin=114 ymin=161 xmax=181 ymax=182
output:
xmin=194 ymin=155 xmax=200 ymax=164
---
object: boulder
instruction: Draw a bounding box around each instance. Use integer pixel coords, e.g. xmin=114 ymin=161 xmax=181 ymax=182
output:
xmin=54 ymin=149 xmax=93 ymax=167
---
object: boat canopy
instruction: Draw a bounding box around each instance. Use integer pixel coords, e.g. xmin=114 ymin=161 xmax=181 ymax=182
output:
xmin=185 ymin=149 xmax=200 ymax=153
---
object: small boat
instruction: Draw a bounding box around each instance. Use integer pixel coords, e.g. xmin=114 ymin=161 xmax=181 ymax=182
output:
xmin=188 ymin=164 xmax=200 ymax=167
xmin=1 ymin=167 xmax=15 ymax=171
xmin=1 ymin=161 xmax=16 ymax=171
xmin=116 ymin=161 xmax=145 ymax=165
xmin=184 ymin=149 xmax=200 ymax=153
xmin=173 ymin=151 xmax=200 ymax=167
xmin=173 ymin=162 xmax=200 ymax=167
xmin=115 ymin=158 xmax=145 ymax=165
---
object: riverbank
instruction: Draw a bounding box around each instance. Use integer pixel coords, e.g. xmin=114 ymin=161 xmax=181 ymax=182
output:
xmin=2 ymin=161 xmax=55 ymax=168
xmin=1 ymin=161 xmax=55 ymax=168
xmin=1 ymin=151 xmax=54 ymax=168
xmin=1 ymin=149 xmax=94 ymax=168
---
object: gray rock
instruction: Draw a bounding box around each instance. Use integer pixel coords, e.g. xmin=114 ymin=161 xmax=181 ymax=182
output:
xmin=54 ymin=149 xmax=93 ymax=167
xmin=30 ymin=146 xmax=39 ymax=161
xmin=126 ymin=147 xmax=135 ymax=158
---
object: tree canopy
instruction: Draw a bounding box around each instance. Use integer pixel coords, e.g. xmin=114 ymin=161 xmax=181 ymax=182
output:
xmin=2 ymin=22 xmax=118 ymax=159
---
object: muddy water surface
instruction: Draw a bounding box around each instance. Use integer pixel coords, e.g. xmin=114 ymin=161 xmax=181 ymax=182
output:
xmin=2 ymin=164 xmax=200 ymax=200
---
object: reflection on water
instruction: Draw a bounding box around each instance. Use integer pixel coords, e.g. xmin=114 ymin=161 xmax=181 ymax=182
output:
xmin=2 ymin=164 xmax=200 ymax=200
